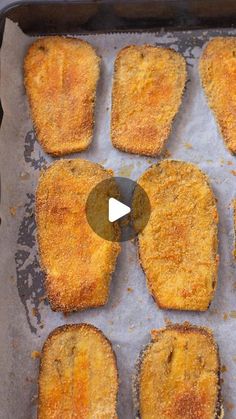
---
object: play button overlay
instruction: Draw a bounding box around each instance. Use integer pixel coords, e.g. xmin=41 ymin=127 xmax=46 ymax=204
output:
xmin=109 ymin=198 xmax=131 ymax=222
xmin=86 ymin=176 xmax=150 ymax=242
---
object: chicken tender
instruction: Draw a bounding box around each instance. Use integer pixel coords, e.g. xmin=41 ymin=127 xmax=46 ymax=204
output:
xmin=135 ymin=323 xmax=223 ymax=419
xmin=36 ymin=159 xmax=120 ymax=312
xmin=111 ymin=45 xmax=186 ymax=156
xmin=24 ymin=36 xmax=100 ymax=155
xmin=38 ymin=324 xmax=118 ymax=418
xmin=200 ymin=37 xmax=236 ymax=154
xmin=135 ymin=160 xmax=219 ymax=311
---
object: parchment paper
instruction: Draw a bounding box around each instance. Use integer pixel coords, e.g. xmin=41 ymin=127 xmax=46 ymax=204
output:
xmin=0 ymin=18 xmax=236 ymax=419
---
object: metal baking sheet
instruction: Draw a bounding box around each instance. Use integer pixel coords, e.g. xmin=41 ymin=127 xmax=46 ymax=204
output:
xmin=0 ymin=18 xmax=236 ymax=419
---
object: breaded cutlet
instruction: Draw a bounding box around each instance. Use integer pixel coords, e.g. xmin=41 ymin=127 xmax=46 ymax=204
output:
xmin=38 ymin=324 xmax=118 ymax=418
xmin=36 ymin=159 xmax=120 ymax=312
xmin=200 ymin=37 xmax=236 ymax=154
xmin=135 ymin=323 xmax=223 ymax=419
xmin=111 ymin=45 xmax=186 ymax=156
xmin=135 ymin=160 xmax=219 ymax=311
xmin=24 ymin=36 xmax=100 ymax=155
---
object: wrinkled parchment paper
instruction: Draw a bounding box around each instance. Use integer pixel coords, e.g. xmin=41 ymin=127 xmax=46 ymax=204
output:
xmin=0 ymin=18 xmax=236 ymax=419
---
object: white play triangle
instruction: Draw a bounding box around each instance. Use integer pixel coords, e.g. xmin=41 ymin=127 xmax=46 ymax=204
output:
xmin=108 ymin=197 xmax=131 ymax=223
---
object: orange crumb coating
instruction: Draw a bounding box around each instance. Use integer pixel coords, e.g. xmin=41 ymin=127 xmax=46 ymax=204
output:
xmin=111 ymin=45 xmax=186 ymax=156
xmin=36 ymin=159 xmax=120 ymax=312
xmin=38 ymin=324 xmax=118 ymax=419
xmin=24 ymin=36 xmax=100 ymax=156
xmin=138 ymin=323 xmax=223 ymax=419
xmin=200 ymin=37 xmax=236 ymax=154
xmin=136 ymin=160 xmax=219 ymax=311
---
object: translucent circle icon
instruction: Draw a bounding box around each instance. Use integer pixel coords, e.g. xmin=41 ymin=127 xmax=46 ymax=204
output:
xmin=86 ymin=176 xmax=150 ymax=242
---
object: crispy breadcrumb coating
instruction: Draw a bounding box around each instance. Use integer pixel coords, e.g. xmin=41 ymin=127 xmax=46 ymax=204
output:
xmin=111 ymin=45 xmax=186 ymax=156
xmin=38 ymin=324 xmax=118 ymax=418
xmin=137 ymin=323 xmax=223 ymax=419
xmin=200 ymin=37 xmax=236 ymax=154
xmin=36 ymin=159 xmax=120 ymax=312
xmin=135 ymin=160 xmax=218 ymax=311
xmin=24 ymin=36 xmax=100 ymax=155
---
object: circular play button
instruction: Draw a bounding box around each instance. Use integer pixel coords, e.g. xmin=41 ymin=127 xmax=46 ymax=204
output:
xmin=86 ymin=176 xmax=150 ymax=242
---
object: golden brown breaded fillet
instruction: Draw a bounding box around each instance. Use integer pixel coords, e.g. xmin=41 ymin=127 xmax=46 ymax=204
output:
xmin=36 ymin=159 xmax=120 ymax=312
xmin=38 ymin=324 xmax=118 ymax=419
xmin=200 ymin=37 xmax=236 ymax=154
xmin=136 ymin=323 xmax=223 ymax=419
xmin=24 ymin=36 xmax=100 ymax=156
xmin=111 ymin=45 xmax=186 ymax=156
xmin=135 ymin=160 xmax=218 ymax=311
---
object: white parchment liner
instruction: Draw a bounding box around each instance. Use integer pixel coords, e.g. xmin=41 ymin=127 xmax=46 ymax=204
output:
xmin=0 ymin=19 xmax=236 ymax=419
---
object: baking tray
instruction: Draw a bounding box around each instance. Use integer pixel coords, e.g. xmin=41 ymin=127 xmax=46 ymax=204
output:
xmin=1 ymin=0 xmax=236 ymax=123
xmin=0 ymin=2 xmax=236 ymax=419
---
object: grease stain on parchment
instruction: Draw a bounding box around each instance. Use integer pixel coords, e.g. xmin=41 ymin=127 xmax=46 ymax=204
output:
xmin=15 ymin=131 xmax=47 ymax=334
xmin=24 ymin=130 xmax=47 ymax=171
xmin=118 ymin=163 xmax=134 ymax=178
